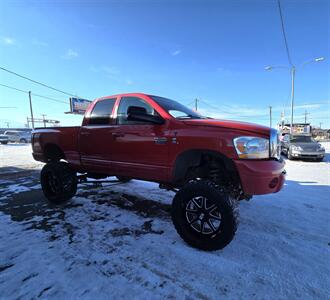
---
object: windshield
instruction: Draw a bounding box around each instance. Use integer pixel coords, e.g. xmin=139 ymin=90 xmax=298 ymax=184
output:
xmin=290 ymin=136 xmax=315 ymax=143
xmin=149 ymin=95 xmax=205 ymax=119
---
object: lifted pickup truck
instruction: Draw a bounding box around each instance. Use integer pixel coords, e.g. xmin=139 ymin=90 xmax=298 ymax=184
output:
xmin=32 ymin=93 xmax=285 ymax=250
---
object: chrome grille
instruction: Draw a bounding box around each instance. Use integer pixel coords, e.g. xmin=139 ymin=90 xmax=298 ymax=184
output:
xmin=270 ymin=128 xmax=280 ymax=159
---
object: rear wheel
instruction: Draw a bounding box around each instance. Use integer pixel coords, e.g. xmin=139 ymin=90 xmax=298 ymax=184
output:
xmin=171 ymin=179 xmax=239 ymax=251
xmin=116 ymin=176 xmax=132 ymax=183
xmin=0 ymin=141 xmax=8 ymax=144
xmin=40 ymin=162 xmax=77 ymax=204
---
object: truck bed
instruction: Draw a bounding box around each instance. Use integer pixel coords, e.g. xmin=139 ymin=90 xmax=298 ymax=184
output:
xmin=32 ymin=126 xmax=81 ymax=167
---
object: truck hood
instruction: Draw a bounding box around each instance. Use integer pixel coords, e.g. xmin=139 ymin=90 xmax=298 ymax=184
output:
xmin=182 ymin=119 xmax=270 ymax=136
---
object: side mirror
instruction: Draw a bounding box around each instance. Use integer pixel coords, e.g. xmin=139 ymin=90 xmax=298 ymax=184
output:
xmin=127 ymin=106 xmax=164 ymax=125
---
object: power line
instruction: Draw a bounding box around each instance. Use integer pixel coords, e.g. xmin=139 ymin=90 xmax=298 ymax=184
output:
xmin=32 ymin=93 xmax=68 ymax=104
xmin=0 ymin=83 xmax=27 ymax=94
xmin=277 ymin=0 xmax=293 ymax=66
xmin=0 ymin=66 xmax=85 ymax=98
xmin=0 ymin=83 xmax=69 ymax=104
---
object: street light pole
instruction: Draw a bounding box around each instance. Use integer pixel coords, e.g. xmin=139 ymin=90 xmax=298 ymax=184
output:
xmin=28 ymin=91 xmax=35 ymax=129
xmin=265 ymin=57 xmax=324 ymax=134
xmin=290 ymin=66 xmax=295 ymax=134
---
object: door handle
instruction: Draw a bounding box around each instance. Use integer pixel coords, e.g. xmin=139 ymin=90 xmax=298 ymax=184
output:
xmin=81 ymin=132 xmax=91 ymax=136
xmin=112 ymin=132 xmax=124 ymax=138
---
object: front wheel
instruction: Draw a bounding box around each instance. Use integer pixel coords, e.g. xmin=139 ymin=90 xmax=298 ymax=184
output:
xmin=20 ymin=138 xmax=27 ymax=143
xmin=171 ymin=179 xmax=239 ymax=251
xmin=40 ymin=162 xmax=77 ymax=204
xmin=0 ymin=141 xmax=8 ymax=144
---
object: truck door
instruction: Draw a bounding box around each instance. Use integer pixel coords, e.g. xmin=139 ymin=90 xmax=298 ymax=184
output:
xmin=110 ymin=96 xmax=170 ymax=182
xmin=79 ymin=97 xmax=117 ymax=173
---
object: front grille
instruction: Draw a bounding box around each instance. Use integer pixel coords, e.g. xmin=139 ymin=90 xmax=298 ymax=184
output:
xmin=270 ymin=128 xmax=280 ymax=159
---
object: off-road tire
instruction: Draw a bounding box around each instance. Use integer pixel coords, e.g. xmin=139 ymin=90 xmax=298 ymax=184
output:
xmin=171 ymin=179 xmax=239 ymax=251
xmin=41 ymin=162 xmax=77 ymax=204
xmin=116 ymin=176 xmax=132 ymax=183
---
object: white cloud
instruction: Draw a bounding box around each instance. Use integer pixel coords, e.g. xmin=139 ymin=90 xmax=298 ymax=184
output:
xmin=32 ymin=38 xmax=48 ymax=47
xmin=102 ymin=66 xmax=120 ymax=75
xmin=171 ymin=50 xmax=181 ymax=56
xmin=294 ymin=104 xmax=321 ymax=110
xmin=1 ymin=37 xmax=16 ymax=45
xmin=89 ymin=65 xmax=99 ymax=73
xmin=62 ymin=49 xmax=79 ymax=59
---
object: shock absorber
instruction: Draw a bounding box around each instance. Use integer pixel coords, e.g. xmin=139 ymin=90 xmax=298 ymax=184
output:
xmin=209 ymin=161 xmax=222 ymax=183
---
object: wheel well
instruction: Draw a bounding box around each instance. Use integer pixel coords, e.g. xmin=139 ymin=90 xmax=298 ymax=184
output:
xmin=43 ymin=144 xmax=65 ymax=161
xmin=172 ymin=150 xmax=240 ymax=187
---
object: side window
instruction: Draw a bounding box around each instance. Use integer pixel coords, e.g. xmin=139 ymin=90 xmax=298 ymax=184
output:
xmin=117 ymin=97 xmax=156 ymax=125
xmin=89 ymin=98 xmax=116 ymax=125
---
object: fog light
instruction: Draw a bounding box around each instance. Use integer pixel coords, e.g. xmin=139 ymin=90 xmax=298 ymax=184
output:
xmin=269 ymin=177 xmax=279 ymax=188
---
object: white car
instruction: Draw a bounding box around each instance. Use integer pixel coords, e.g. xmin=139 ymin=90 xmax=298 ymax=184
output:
xmin=4 ymin=130 xmax=32 ymax=143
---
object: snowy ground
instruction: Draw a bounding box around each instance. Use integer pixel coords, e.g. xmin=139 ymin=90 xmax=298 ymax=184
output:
xmin=0 ymin=143 xmax=329 ymax=299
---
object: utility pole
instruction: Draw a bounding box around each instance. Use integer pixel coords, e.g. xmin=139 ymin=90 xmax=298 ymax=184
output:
xmin=5 ymin=122 xmax=9 ymax=128
xmin=304 ymin=110 xmax=310 ymax=124
xmin=28 ymin=91 xmax=35 ymax=129
xmin=269 ymin=106 xmax=272 ymax=128
xmin=26 ymin=117 xmax=29 ymax=128
xmin=41 ymin=114 xmax=47 ymax=127
xmin=195 ymin=98 xmax=199 ymax=111
xmin=319 ymin=122 xmax=322 ymax=129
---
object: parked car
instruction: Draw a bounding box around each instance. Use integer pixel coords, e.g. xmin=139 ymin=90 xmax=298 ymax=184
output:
xmin=0 ymin=133 xmax=9 ymax=144
xmin=4 ymin=130 xmax=32 ymax=143
xmin=281 ymin=134 xmax=325 ymax=161
xmin=32 ymin=93 xmax=285 ymax=251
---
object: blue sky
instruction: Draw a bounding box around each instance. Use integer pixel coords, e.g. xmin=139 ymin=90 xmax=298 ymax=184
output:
xmin=0 ymin=0 xmax=329 ymax=128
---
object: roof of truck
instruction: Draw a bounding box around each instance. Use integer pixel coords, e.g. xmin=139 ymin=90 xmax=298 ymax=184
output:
xmin=94 ymin=92 xmax=149 ymax=102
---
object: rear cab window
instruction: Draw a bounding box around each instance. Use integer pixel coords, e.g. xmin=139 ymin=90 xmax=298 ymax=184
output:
xmin=88 ymin=98 xmax=116 ymax=125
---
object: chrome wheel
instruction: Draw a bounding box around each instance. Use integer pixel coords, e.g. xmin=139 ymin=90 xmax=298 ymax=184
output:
xmin=185 ymin=196 xmax=222 ymax=235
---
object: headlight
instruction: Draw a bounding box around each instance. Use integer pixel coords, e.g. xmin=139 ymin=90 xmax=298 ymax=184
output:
xmin=317 ymin=144 xmax=325 ymax=151
xmin=233 ymin=136 xmax=269 ymax=159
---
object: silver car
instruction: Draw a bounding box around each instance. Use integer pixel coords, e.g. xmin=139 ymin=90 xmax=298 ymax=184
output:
xmin=281 ymin=134 xmax=325 ymax=161
xmin=4 ymin=130 xmax=32 ymax=143
xmin=0 ymin=134 xmax=9 ymax=144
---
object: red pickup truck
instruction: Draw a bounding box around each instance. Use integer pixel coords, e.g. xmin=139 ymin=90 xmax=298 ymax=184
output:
xmin=32 ymin=93 xmax=285 ymax=250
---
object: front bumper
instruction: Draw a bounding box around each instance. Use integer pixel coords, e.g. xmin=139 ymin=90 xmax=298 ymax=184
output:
xmin=291 ymin=150 xmax=325 ymax=159
xmin=234 ymin=159 xmax=286 ymax=195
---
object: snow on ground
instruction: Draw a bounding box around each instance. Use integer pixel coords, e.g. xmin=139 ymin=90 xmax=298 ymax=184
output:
xmin=0 ymin=143 xmax=329 ymax=299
